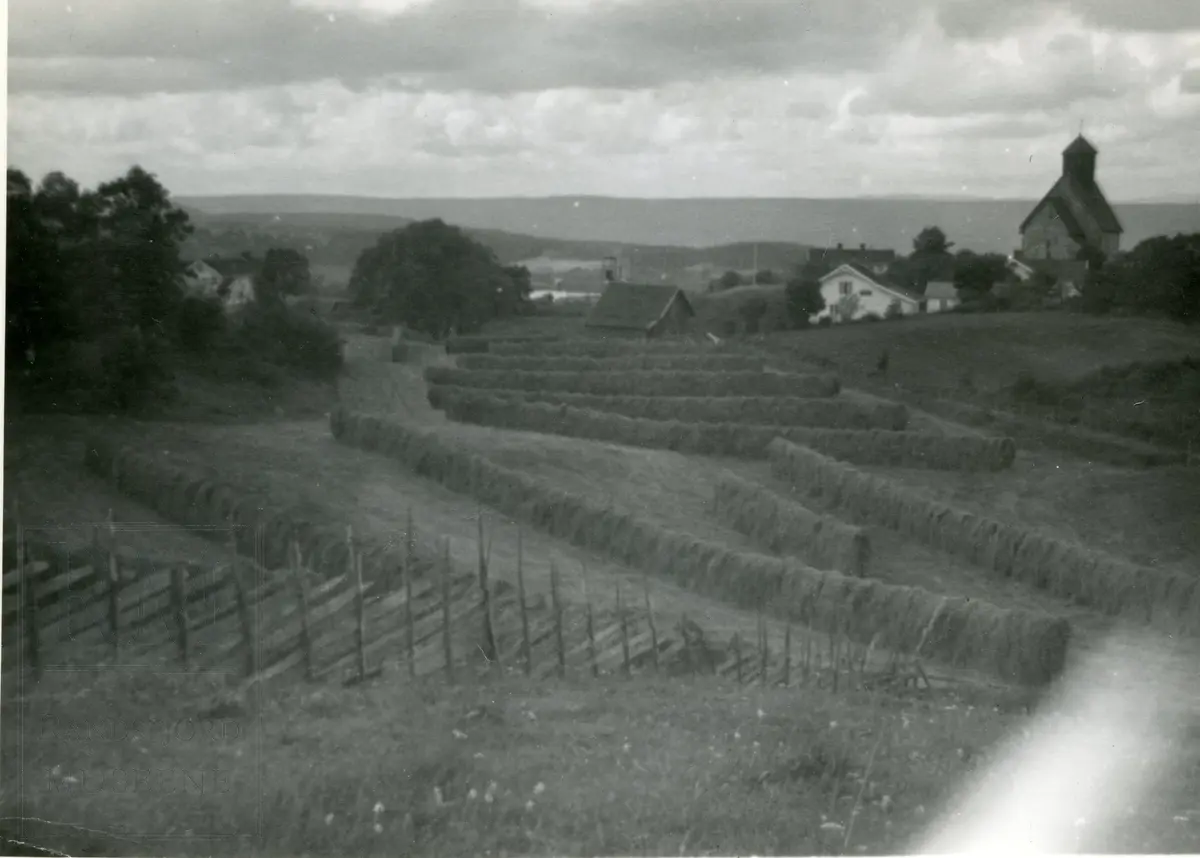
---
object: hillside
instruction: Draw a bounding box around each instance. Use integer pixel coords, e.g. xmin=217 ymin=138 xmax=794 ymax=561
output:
xmin=180 ymin=209 xmax=812 ymax=291
xmin=178 ymin=194 xmax=1200 ymax=256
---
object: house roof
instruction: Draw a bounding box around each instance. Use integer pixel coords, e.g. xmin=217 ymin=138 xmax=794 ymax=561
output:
xmin=807 ymin=245 xmax=897 ymax=275
xmin=584 ymin=282 xmax=694 ymax=331
xmin=924 ymin=281 xmax=958 ymax=300
xmin=821 ymin=263 xmax=922 ymax=303
xmin=206 ymin=257 xmax=259 ymax=278
xmin=1020 ymin=169 xmax=1123 ymax=238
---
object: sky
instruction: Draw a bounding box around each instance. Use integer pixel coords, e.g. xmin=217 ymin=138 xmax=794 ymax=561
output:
xmin=8 ymin=0 xmax=1200 ymax=201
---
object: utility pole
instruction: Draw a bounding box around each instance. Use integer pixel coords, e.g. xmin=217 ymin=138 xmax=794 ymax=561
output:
xmin=752 ymin=243 xmax=758 ymax=285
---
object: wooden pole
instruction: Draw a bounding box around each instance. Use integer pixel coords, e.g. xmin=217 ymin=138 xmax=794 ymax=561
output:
xmin=354 ymin=552 xmax=368 ymax=684
xmin=581 ymin=561 xmax=598 ymax=678
xmin=617 ymin=579 xmax=631 ymax=678
xmin=229 ymin=524 xmax=256 ymax=677
xmin=16 ymin=501 xmax=40 ymax=680
xmin=170 ymin=567 xmax=190 ymax=670
xmin=550 ymin=560 xmax=565 ymax=679
xmin=642 ymin=569 xmax=659 ymax=673
xmin=733 ymin=633 xmax=743 ymax=685
xmin=516 ymin=527 xmax=531 ymax=677
xmin=405 ymin=508 xmax=416 ymax=679
xmin=106 ymin=509 xmax=121 ymax=661
xmin=783 ymin=620 xmax=792 ymax=688
xmin=759 ymin=609 xmax=769 ymax=688
xmin=290 ymin=541 xmax=315 ymax=682
xmin=441 ymin=538 xmax=454 ymax=684
xmin=477 ymin=508 xmax=497 ymax=665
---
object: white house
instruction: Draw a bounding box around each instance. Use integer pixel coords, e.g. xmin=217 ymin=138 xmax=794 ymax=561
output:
xmin=181 ymin=257 xmax=259 ymax=311
xmin=816 ymin=263 xmax=922 ymax=323
xmin=923 ymin=281 xmax=961 ymax=313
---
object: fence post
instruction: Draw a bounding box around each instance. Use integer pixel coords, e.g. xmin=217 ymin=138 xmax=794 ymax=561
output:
xmin=581 ymin=561 xmax=598 ymax=678
xmin=290 ymin=540 xmax=315 ymax=682
xmin=16 ymin=503 xmax=41 ymax=681
xmin=405 ymin=508 xmax=416 ymax=680
xmin=228 ymin=524 xmax=257 ymax=677
xmin=733 ymin=633 xmax=743 ymax=684
xmin=170 ymin=567 xmax=190 ymax=670
xmin=642 ymin=569 xmax=659 ymax=673
xmin=477 ymin=508 xmax=498 ymax=666
xmin=354 ymin=552 xmax=368 ymax=684
xmin=550 ymin=561 xmax=565 ymax=679
xmin=106 ymin=510 xmax=121 ymax=661
xmin=758 ymin=608 xmax=769 ymax=688
xmin=783 ymin=620 xmax=792 ymax=688
xmin=617 ymin=579 xmax=631 ymax=678
xmin=516 ymin=527 xmax=531 ymax=677
xmin=440 ymin=538 xmax=454 ymax=684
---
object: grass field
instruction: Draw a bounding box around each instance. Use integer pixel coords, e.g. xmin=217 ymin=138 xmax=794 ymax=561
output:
xmin=5 ymin=309 xmax=1200 ymax=855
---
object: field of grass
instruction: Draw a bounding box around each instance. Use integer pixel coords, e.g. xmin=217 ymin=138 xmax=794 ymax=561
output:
xmin=762 ymin=313 xmax=1199 ymax=392
xmin=6 ymin=310 xmax=1200 ymax=855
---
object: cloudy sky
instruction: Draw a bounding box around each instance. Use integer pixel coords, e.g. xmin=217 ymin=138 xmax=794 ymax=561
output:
xmin=8 ymin=0 xmax=1200 ymax=200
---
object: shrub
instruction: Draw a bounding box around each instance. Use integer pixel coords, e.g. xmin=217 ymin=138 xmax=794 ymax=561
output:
xmin=175 ymin=295 xmax=227 ymax=354
xmin=817 ymin=317 xmax=832 ymax=328
xmin=235 ymin=302 xmax=343 ymax=380
xmin=97 ymin=326 xmax=177 ymax=411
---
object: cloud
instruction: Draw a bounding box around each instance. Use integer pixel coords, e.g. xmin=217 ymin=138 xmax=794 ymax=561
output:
xmin=9 ymin=0 xmax=918 ymax=96
xmin=853 ymin=10 xmax=1193 ymax=118
xmin=937 ymin=0 xmax=1200 ymax=39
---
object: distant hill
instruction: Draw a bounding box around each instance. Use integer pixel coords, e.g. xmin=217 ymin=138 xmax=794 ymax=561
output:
xmin=179 ymin=207 xmax=812 ymax=291
xmin=178 ymin=194 xmax=1200 ymax=257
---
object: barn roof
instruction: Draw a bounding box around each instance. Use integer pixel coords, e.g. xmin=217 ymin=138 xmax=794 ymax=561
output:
xmin=585 ymin=282 xmax=694 ymax=331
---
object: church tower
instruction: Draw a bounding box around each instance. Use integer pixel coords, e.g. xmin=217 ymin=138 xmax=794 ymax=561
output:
xmin=1062 ymin=135 xmax=1097 ymax=186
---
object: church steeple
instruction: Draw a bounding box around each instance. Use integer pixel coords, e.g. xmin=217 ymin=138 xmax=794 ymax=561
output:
xmin=1063 ymin=134 xmax=1097 ymax=186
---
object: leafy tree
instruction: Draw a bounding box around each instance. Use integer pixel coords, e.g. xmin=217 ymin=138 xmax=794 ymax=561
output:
xmin=953 ymin=251 xmax=1009 ymax=298
xmin=738 ymin=296 xmax=768 ymax=334
xmin=835 ymin=292 xmax=861 ymax=322
xmin=258 ymin=248 xmax=312 ymax=303
xmin=755 ymin=269 xmax=778 ymax=285
xmin=913 ymin=226 xmax=954 ymax=256
xmin=718 ymin=270 xmax=742 ymax=291
xmin=1083 ymin=233 xmax=1200 ymax=321
xmin=348 ymin=219 xmax=529 ymax=339
xmin=784 ymin=275 xmax=825 ymax=328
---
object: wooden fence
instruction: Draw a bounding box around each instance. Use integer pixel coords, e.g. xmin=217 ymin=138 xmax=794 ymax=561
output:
xmin=3 ymin=504 xmax=930 ymax=693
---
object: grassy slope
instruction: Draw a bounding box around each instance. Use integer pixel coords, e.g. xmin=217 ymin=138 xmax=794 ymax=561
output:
xmin=5 ymin=326 xmax=1200 ymax=855
xmin=761 ymin=312 xmax=1200 ymax=393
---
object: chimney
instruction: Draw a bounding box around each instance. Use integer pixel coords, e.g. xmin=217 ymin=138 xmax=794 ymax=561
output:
xmin=860 ymin=243 xmax=866 ymax=251
xmin=836 ymin=242 xmax=843 ymax=250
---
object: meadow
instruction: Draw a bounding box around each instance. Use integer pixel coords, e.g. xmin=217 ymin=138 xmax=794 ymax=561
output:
xmin=4 ymin=310 xmax=1199 ymax=855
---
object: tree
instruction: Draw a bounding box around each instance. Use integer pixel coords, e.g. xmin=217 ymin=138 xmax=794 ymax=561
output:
xmin=348 ymin=219 xmax=529 ymax=339
xmin=953 ymin=251 xmax=1009 ymax=298
xmin=718 ymin=270 xmax=742 ymax=291
xmin=258 ymin=248 xmax=312 ymax=304
xmin=755 ymin=269 xmax=778 ymax=285
xmin=913 ymin=226 xmax=954 ymax=256
xmin=784 ymin=276 xmax=825 ymax=328
xmin=1082 ymin=233 xmax=1200 ymax=321
xmin=738 ymin=296 xmax=768 ymax=334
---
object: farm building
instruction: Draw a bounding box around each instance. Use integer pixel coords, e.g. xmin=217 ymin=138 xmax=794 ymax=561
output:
xmin=584 ymin=282 xmax=696 ymax=338
xmin=182 ymin=257 xmax=258 ymax=311
xmin=1019 ymin=134 xmax=1123 ymax=262
xmin=816 ymin=263 xmax=921 ymax=323
xmin=923 ymin=281 xmax=961 ymax=313
xmin=805 ymin=242 xmax=897 ymax=278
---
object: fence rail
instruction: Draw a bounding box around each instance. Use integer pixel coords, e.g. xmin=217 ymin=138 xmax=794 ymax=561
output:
xmin=3 ymin=504 xmax=931 ymax=694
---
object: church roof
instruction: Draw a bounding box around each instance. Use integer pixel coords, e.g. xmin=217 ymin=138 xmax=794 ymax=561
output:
xmin=1063 ymin=134 xmax=1097 ymax=155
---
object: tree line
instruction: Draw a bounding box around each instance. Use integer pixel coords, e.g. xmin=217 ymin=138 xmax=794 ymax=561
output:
xmin=6 ymin=165 xmax=342 ymax=413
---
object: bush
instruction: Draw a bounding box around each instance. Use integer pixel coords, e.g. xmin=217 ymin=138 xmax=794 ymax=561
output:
xmin=817 ymin=317 xmax=832 ymax=328
xmin=176 ymin=295 xmax=227 ymax=354
xmin=235 ymin=302 xmax=343 ymax=380
xmin=97 ymin=327 xmax=177 ymax=411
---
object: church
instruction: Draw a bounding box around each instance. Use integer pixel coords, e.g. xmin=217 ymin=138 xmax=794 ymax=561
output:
xmin=1018 ymin=134 xmax=1123 ymax=262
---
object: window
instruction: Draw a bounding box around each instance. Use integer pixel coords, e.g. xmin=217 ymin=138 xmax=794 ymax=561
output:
xmin=861 ymin=290 xmax=873 ymax=296
xmin=839 ymin=281 xmax=852 ymax=296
